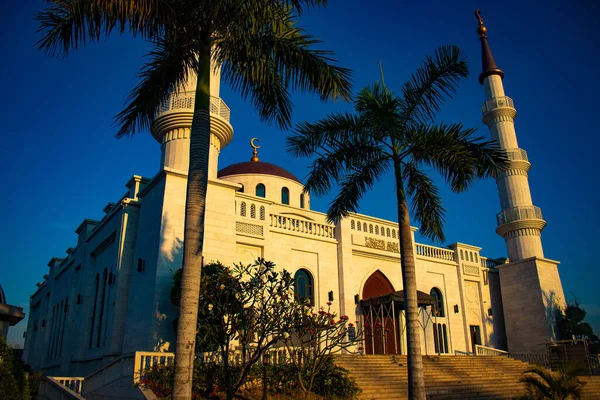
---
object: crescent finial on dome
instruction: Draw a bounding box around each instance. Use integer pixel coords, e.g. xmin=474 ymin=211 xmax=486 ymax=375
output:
xmin=250 ymin=138 xmax=260 ymax=162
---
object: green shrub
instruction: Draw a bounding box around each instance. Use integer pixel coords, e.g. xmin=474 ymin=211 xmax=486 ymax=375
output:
xmin=310 ymin=356 xmax=361 ymax=399
xmin=0 ymin=362 xmax=22 ymax=400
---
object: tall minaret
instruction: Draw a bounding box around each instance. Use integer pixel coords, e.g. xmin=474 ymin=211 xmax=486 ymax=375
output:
xmin=476 ymin=11 xmax=545 ymax=261
xmin=475 ymin=10 xmax=565 ymax=354
xmin=151 ymin=64 xmax=234 ymax=177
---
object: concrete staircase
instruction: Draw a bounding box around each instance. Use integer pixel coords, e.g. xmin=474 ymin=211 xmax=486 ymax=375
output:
xmin=334 ymin=354 xmax=600 ymax=400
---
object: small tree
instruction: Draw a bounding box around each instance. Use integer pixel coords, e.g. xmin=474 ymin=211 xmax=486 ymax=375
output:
xmin=197 ymin=259 xmax=301 ymax=400
xmin=284 ymin=301 xmax=362 ymax=399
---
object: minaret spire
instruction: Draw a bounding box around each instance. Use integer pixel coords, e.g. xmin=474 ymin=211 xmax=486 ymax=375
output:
xmin=475 ymin=10 xmax=505 ymax=84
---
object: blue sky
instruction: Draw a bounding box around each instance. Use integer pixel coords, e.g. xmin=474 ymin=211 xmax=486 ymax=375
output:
xmin=1 ymin=0 xmax=598 ymax=346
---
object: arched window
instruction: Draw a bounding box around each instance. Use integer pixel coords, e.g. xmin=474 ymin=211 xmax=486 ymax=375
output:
xmin=470 ymin=252 xmax=474 ymax=262
xmin=392 ymin=229 xmax=396 ymax=238
xmin=256 ymin=183 xmax=266 ymax=198
xmin=363 ymin=223 xmax=367 ymax=232
xmin=430 ymin=288 xmax=444 ymax=318
xmin=294 ymin=269 xmax=314 ymax=305
xmin=259 ymin=206 xmax=265 ymax=220
xmin=250 ymin=204 xmax=256 ymax=219
xmin=460 ymin=250 xmax=464 ymax=260
xmin=238 ymin=183 xmax=244 ymax=193
xmin=375 ymin=226 xmax=379 ymax=235
xmin=369 ymin=224 xmax=373 ymax=234
xmin=351 ymin=220 xmax=355 ymax=230
xmin=357 ymin=222 xmax=361 ymax=231
xmin=300 ymin=194 xmax=305 ymax=209
xmin=240 ymin=202 xmax=246 ymax=217
xmin=386 ymin=228 xmax=390 ymax=237
xmin=281 ymin=187 xmax=290 ymax=205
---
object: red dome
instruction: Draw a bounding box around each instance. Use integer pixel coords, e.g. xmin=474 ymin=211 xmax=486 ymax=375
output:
xmin=218 ymin=161 xmax=301 ymax=184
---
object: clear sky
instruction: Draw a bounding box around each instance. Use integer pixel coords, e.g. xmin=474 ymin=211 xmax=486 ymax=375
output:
xmin=1 ymin=0 xmax=599 ymax=346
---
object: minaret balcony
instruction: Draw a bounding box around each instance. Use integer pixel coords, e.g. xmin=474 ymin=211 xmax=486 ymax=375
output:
xmin=481 ymin=96 xmax=514 ymax=114
xmin=152 ymin=91 xmax=233 ymax=147
xmin=157 ymin=91 xmax=231 ymax=122
xmin=496 ymin=206 xmax=546 ymax=237
xmin=496 ymin=205 xmax=542 ymax=226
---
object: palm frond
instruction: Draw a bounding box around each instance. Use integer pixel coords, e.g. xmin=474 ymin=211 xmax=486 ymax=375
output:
xmin=408 ymin=122 xmax=508 ymax=192
xmin=355 ymin=82 xmax=403 ymax=143
xmin=215 ymin=4 xmax=352 ymax=128
xmin=400 ymin=45 xmax=468 ymax=128
xmin=113 ymin=33 xmax=199 ymax=137
xmin=325 ymin=146 xmax=390 ymax=223
xmin=403 ymin=162 xmax=445 ymax=242
xmin=36 ymin=0 xmax=173 ymax=57
xmin=287 ymin=112 xmax=363 ymax=157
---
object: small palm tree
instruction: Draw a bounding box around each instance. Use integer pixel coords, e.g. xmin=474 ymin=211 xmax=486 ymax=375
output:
xmin=287 ymin=45 xmax=509 ymax=399
xmin=517 ymin=364 xmax=586 ymax=400
xmin=36 ymin=1 xmax=352 ymax=399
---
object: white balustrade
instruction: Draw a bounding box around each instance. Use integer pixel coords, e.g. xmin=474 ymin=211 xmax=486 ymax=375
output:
xmin=496 ymin=205 xmax=543 ymax=226
xmin=157 ymin=92 xmax=231 ymax=122
xmin=481 ymin=96 xmax=514 ymax=114
xmin=475 ymin=344 xmax=508 ymax=356
xmin=133 ymin=351 xmax=175 ymax=383
xmin=49 ymin=377 xmax=84 ymax=395
xmin=415 ymin=243 xmax=455 ymax=261
xmin=269 ymin=214 xmax=335 ymax=239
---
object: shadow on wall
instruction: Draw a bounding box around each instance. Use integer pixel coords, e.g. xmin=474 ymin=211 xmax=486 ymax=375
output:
xmin=543 ymin=290 xmax=562 ymax=341
xmin=154 ymin=213 xmax=184 ymax=352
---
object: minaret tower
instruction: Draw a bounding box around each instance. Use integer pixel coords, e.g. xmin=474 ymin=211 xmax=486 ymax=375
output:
xmin=151 ymin=64 xmax=234 ymax=177
xmin=476 ymin=11 xmax=545 ymax=261
xmin=475 ymin=10 xmax=565 ymax=353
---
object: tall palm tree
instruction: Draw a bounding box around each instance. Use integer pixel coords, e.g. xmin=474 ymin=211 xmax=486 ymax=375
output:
xmin=35 ymin=1 xmax=352 ymax=398
xmin=287 ymin=45 xmax=508 ymax=400
xmin=517 ymin=364 xmax=586 ymax=400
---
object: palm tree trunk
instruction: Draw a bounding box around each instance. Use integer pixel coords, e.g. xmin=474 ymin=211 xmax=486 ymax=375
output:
xmin=172 ymin=51 xmax=212 ymax=400
xmin=393 ymin=158 xmax=426 ymax=400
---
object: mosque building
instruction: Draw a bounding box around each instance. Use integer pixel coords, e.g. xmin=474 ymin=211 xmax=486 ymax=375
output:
xmin=22 ymin=15 xmax=565 ymax=377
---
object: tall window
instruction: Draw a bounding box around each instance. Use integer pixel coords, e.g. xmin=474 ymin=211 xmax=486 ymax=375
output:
xmin=294 ymin=269 xmax=314 ymax=305
xmin=256 ymin=183 xmax=266 ymax=198
xmin=433 ymin=323 xmax=449 ymax=353
xmin=281 ymin=187 xmax=290 ymax=205
xmin=300 ymin=194 xmax=305 ymax=209
xmin=430 ymin=287 xmax=444 ymax=317
xmin=89 ymin=274 xmax=100 ymax=349
xmin=97 ymin=268 xmax=108 ymax=347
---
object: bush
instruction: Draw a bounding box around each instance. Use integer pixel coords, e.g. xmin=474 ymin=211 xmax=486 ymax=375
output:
xmin=310 ymin=356 xmax=361 ymax=399
xmin=0 ymin=362 xmax=22 ymax=400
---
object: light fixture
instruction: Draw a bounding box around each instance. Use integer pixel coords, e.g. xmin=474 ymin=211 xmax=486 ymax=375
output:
xmin=454 ymin=304 xmax=459 ymax=314
xmin=354 ymin=294 xmax=360 ymax=305
xmin=328 ymin=291 xmax=334 ymax=302
xmin=488 ymin=307 xmax=493 ymax=317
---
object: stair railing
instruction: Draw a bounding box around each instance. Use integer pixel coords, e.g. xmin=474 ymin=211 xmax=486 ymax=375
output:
xmin=475 ymin=344 xmax=509 ymax=356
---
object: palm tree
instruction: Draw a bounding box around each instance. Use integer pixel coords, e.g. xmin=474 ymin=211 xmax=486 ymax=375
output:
xmin=287 ymin=45 xmax=509 ymax=400
xmin=517 ymin=364 xmax=586 ymax=399
xmin=35 ymin=1 xmax=352 ymax=398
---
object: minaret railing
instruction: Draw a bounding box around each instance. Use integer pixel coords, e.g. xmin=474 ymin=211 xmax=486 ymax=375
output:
xmin=496 ymin=206 xmax=543 ymax=226
xmin=505 ymin=148 xmax=528 ymax=162
xmin=157 ymin=91 xmax=231 ymax=121
xmin=481 ymin=96 xmax=514 ymax=114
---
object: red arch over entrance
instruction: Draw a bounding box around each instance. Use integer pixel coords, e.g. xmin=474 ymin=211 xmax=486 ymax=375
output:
xmin=362 ymin=270 xmax=395 ymax=299
xmin=362 ymin=270 xmax=400 ymax=355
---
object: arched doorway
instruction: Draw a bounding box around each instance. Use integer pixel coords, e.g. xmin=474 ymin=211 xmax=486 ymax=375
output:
xmin=362 ymin=270 xmax=400 ymax=355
